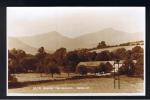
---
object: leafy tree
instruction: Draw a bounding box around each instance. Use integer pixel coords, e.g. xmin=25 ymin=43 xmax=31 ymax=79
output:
xmin=113 ymin=48 xmax=126 ymax=59
xmin=97 ymin=41 xmax=107 ymax=48
xmin=95 ymin=50 xmax=111 ymax=61
xmin=125 ymin=50 xmax=132 ymax=59
xmin=20 ymin=56 xmax=37 ymax=72
xmin=53 ymin=47 xmax=67 ymax=66
xmin=77 ymin=65 xmax=87 ymax=76
xmin=63 ymin=66 xmax=73 ymax=77
xmin=8 ymin=74 xmax=18 ymax=83
xmin=98 ymin=63 xmax=106 ymax=74
xmin=35 ymin=47 xmax=47 ymax=76
xmin=8 ymin=49 xmax=26 ymax=73
xmin=132 ymin=46 xmax=143 ymax=53
xmin=46 ymin=62 xmax=60 ymax=78
xmin=38 ymin=47 xmax=45 ymax=54
xmin=105 ymin=62 xmax=113 ymax=73
xmin=8 ymin=58 xmax=17 ymax=74
xmin=118 ymin=65 xmax=128 ymax=75
xmin=134 ymin=57 xmax=144 ymax=76
xmin=119 ymin=59 xmax=135 ymax=75
xmin=77 ymin=52 xmax=88 ymax=62
xmin=131 ymin=46 xmax=144 ymax=60
xmin=65 ymin=51 xmax=80 ymax=72
xmin=86 ymin=52 xmax=97 ymax=61
xmin=119 ymin=42 xmax=130 ymax=46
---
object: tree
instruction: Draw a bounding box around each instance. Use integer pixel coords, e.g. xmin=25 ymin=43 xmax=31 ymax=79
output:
xmin=125 ymin=50 xmax=132 ymax=59
xmin=132 ymin=46 xmax=143 ymax=54
xmin=8 ymin=49 xmax=26 ymax=73
xmin=38 ymin=47 xmax=45 ymax=54
xmin=20 ymin=56 xmax=37 ymax=72
xmin=8 ymin=74 xmax=18 ymax=83
xmin=65 ymin=51 xmax=80 ymax=72
xmin=77 ymin=52 xmax=88 ymax=62
xmin=98 ymin=63 xmax=106 ymax=74
xmin=113 ymin=48 xmax=126 ymax=59
xmin=95 ymin=50 xmax=111 ymax=61
xmin=86 ymin=52 xmax=97 ymax=61
xmin=35 ymin=47 xmax=47 ymax=76
xmin=101 ymin=41 xmax=106 ymax=47
xmin=8 ymin=58 xmax=17 ymax=74
xmin=77 ymin=65 xmax=87 ymax=76
xmin=97 ymin=41 xmax=107 ymax=48
xmin=134 ymin=57 xmax=144 ymax=76
xmin=63 ymin=66 xmax=73 ymax=77
xmin=53 ymin=47 xmax=67 ymax=66
xmin=36 ymin=47 xmax=46 ymax=60
xmin=105 ymin=62 xmax=113 ymax=73
xmin=46 ymin=62 xmax=60 ymax=78
xmin=118 ymin=65 xmax=127 ymax=75
xmin=131 ymin=46 xmax=144 ymax=60
xmin=119 ymin=59 xmax=135 ymax=75
xmin=119 ymin=42 xmax=130 ymax=46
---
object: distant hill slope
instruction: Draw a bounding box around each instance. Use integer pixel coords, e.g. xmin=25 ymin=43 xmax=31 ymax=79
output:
xmin=17 ymin=31 xmax=72 ymax=52
xmin=90 ymin=45 xmax=144 ymax=53
xmin=8 ymin=28 xmax=144 ymax=53
xmin=72 ymin=28 xmax=143 ymax=49
xmin=8 ymin=37 xmax=37 ymax=54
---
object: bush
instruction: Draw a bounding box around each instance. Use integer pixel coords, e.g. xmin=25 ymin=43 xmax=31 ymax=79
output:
xmin=105 ymin=62 xmax=113 ymax=73
xmin=46 ymin=62 xmax=60 ymax=77
xmin=118 ymin=59 xmax=135 ymax=76
xmin=134 ymin=57 xmax=144 ymax=76
xmin=8 ymin=74 xmax=18 ymax=83
xmin=98 ymin=63 xmax=105 ymax=74
xmin=77 ymin=65 xmax=87 ymax=76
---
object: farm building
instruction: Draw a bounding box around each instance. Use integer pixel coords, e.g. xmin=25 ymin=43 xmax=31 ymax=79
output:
xmin=76 ymin=61 xmax=114 ymax=74
xmin=76 ymin=60 xmax=137 ymax=74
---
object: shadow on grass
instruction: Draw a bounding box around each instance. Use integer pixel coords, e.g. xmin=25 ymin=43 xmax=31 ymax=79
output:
xmin=9 ymin=82 xmax=28 ymax=89
xmin=8 ymin=74 xmax=113 ymax=89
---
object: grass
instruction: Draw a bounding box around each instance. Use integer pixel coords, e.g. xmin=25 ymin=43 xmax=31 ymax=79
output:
xmin=90 ymin=45 xmax=144 ymax=53
xmin=8 ymin=73 xmax=144 ymax=93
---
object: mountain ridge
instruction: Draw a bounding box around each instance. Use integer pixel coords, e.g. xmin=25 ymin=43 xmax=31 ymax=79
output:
xmin=8 ymin=37 xmax=37 ymax=54
xmin=8 ymin=28 xmax=144 ymax=53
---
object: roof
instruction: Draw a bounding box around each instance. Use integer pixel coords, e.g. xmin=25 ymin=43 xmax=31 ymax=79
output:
xmin=77 ymin=61 xmax=114 ymax=67
xmin=114 ymin=60 xmax=137 ymax=64
xmin=77 ymin=60 xmax=137 ymax=67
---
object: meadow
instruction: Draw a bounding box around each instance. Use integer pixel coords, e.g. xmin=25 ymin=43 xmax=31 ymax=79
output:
xmin=8 ymin=73 xmax=144 ymax=93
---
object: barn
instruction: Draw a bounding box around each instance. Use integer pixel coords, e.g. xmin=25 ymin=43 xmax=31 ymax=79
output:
xmin=76 ymin=60 xmax=137 ymax=74
xmin=76 ymin=61 xmax=114 ymax=74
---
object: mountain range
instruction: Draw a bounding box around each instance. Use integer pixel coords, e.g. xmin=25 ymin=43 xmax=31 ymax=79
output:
xmin=8 ymin=28 xmax=144 ymax=54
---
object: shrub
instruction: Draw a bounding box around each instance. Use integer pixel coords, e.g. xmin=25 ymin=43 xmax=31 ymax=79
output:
xmin=77 ymin=65 xmax=87 ymax=76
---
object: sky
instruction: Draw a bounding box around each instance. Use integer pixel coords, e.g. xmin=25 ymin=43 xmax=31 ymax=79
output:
xmin=7 ymin=7 xmax=145 ymax=38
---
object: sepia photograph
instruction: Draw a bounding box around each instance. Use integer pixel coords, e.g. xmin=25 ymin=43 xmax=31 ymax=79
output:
xmin=7 ymin=7 xmax=145 ymax=96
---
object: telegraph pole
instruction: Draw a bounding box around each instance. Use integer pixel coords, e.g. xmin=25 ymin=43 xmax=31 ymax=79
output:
xmin=114 ymin=63 xmax=115 ymax=88
xmin=118 ymin=61 xmax=120 ymax=89
xmin=114 ymin=59 xmax=120 ymax=89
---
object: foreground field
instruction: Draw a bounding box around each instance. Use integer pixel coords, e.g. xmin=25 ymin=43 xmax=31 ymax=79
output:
xmin=8 ymin=74 xmax=144 ymax=94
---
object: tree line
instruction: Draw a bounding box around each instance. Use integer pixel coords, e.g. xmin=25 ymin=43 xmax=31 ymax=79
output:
xmin=8 ymin=42 xmax=144 ymax=77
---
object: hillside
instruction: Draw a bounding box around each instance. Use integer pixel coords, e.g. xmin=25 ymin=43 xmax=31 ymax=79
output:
xmin=90 ymin=45 xmax=144 ymax=53
xmin=17 ymin=31 xmax=72 ymax=52
xmin=8 ymin=28 xmax=144 ymax=53
xmin=8 ymin=37 xmax=37 ymax=54
xmin=73 ymin=28 xmax=143 ymax=49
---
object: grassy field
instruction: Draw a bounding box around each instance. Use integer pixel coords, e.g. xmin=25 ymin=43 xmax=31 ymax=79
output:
xmin=12 ymin=73 xmax=78 ymax=82
xmin=90 ymin=45 xmax=144 ymax=53
xmin=8 ymin=73 xmax=144 ymax=93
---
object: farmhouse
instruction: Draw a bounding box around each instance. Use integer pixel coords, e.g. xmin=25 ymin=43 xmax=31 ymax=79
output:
xmin=76 ymin=60 xmax=137 ymax=74
xmin=76 ymin=61 xmax=114 ymax=74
